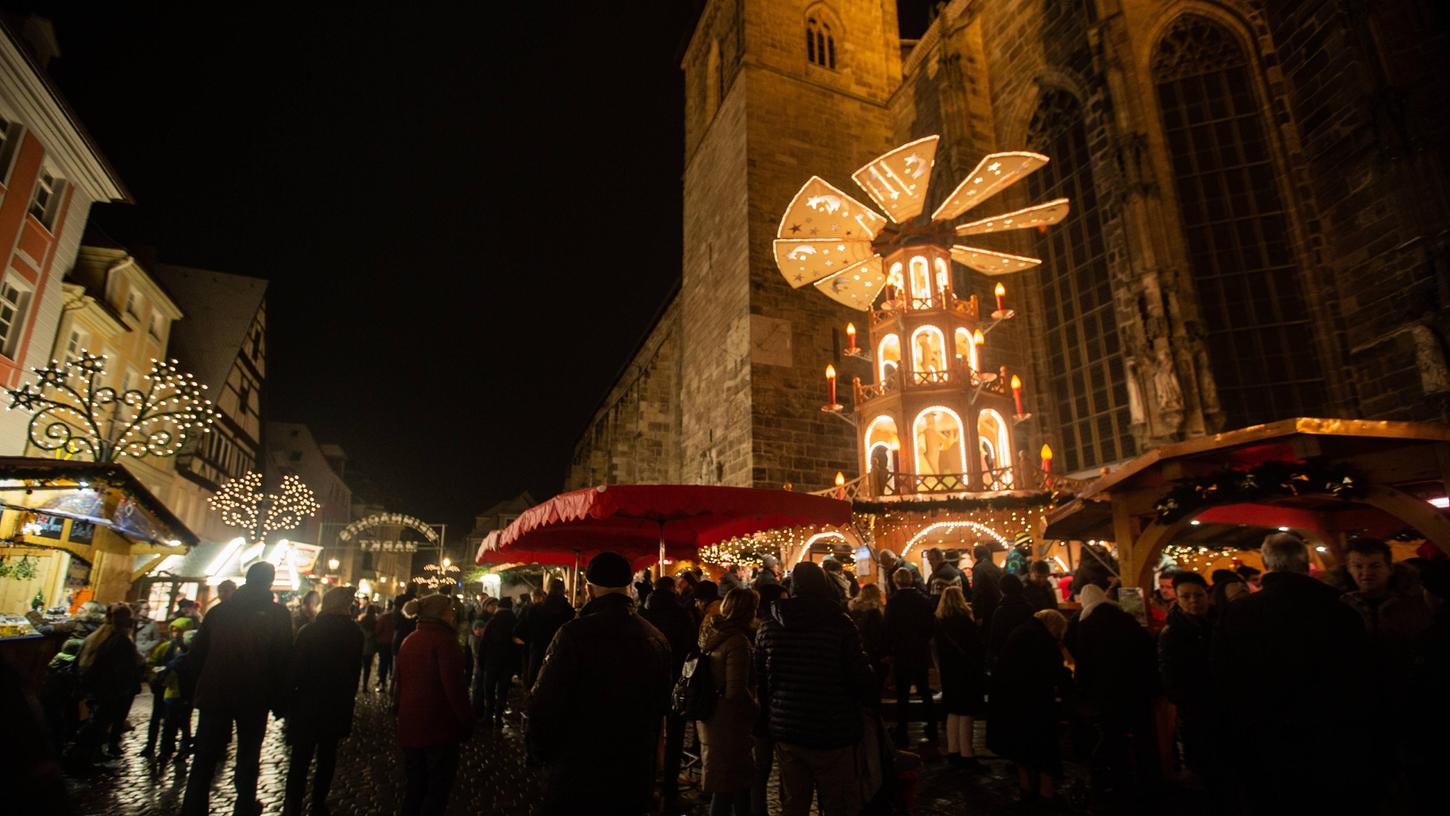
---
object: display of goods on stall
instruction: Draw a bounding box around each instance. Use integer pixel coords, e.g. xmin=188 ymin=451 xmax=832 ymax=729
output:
xmin=1153 ymin=459 xmax=1362 ymax=524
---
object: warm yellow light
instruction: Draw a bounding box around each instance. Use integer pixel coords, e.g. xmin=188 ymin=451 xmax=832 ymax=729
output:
xmin=1010 ymin=375 xmax=1022 ymax=389
xmin=327 ymin=558 xmax=340 ymax=571
xmin=972 ymin=329 xmax=985 ymax=346
xmin=825 ymin=364 xmax=836 ymax=380
xmin=994 ymin=282 xmax=1006 ymax=297
xmin=845 ymin=323 xmax=856 ymax=338
xmin=1040 ymin=443 xmax=1053 ymax=461
xmin=442 ymin=557 xmax=451 ymax=568
xmin=835 ymin=471 xmax=846 ymax=487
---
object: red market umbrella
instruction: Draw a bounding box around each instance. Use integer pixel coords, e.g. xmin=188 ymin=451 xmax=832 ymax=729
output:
xmin=473 ymin=484 xmax=851 ymax=575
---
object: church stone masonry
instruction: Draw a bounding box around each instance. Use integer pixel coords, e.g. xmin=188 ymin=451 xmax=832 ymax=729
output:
xmin=567 ymin=0 xmax=1450 ymax=492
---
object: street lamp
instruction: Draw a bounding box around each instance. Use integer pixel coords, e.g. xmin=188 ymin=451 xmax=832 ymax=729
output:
xmin=328 ymin=557 xmax=340 ymax=571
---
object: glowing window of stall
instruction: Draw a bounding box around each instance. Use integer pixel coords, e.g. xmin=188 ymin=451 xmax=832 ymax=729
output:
xmin=934 ymin=256 xmax=951 ymax=298
xmin=954 ymin=327 xmax=979 ymax=371
xmin=912 ymin=405 xmax=967 ymax=475
xmin=864 ymin=415 xmax=900 ymax=472
xmin=877 ymin=334 xmax=901 ymax=385
xmin=910 ymin=325 xmax=946 ymax=375
xmin=888 ymin=262 xmax=905 ymax=293
xmin=977 ymin=408 xmax=1013 ymax=487
xmin=909 ymin=255 xmax=931 ymax=304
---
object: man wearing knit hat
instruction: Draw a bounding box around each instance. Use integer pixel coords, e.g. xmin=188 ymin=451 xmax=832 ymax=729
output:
xmin=526 ymin=551 xmax=672 ymax=815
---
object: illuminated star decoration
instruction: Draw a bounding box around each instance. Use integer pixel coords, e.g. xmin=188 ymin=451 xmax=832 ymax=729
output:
xmin=771 ymin=135 xmax=1071 ymax=310
xmin=208 ymin=471 xmax=321 ymax=540
xmin=4 ymin=353 xmax=220 ymax=462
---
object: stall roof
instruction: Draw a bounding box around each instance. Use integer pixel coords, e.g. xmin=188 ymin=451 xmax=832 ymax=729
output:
xmin=0 ymin=457 xmax=199 ymax=547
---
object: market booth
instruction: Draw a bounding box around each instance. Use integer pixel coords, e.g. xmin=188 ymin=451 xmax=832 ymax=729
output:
xmin=0 ymin=457 xmax=198 ymax=686
xmin=1043 ymin=418 xmax=1450 ymax=593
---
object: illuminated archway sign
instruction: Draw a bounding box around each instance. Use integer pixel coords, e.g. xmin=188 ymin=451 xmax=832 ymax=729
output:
xmin=338 ymin=512 xmax=439 ymax=553
xmin=900 ymin=520 xmax=1011 ymax=560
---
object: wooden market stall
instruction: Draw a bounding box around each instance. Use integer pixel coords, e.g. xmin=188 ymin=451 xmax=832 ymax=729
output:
xmin=1043 ymin=418 xmax=1450 ymax=593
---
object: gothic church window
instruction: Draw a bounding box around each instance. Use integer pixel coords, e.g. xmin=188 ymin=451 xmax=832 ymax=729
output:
xmin=806 ymin=10 xmax=837 ymax=69
xmin=1152 ymin=15 xmax=1326 ymax=426
xmin=1028 ymin=89 xmax=1136 ymax=474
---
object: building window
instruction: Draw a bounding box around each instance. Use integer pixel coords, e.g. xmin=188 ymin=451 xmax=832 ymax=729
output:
xmin=28 ymin=167 xmax=61 ymax=229
xmin=148 ymin=311 xmax=163 ymax=339
xmin=124 ymin=290 xmax=142 ymax=320
xmin=977 ymin=409 xmax=1013 ymax=488
xmin=806 ymin=13 xmax=836 ymax=69
xmin=238 ymin=382 xmax=251 ymax=414
xmin=909 ymin=325 xmax=946 ymax=383
xmin=877 ymin=333 xmax=900 ymax=386
xmin=0 ymin=115 xmax=19 ymax=183
xmin=0 ymin=278 xmax=29 ymax=358
xmin=65 ymin=328 xmax=89 ymax=358
xmin=249 ymin=326 xmax=262 ymax=361
xmin=1152 ymin=15 xmax=1326 ymax=426
xmin=913 ymin=407 xmax=966 ymax=476
xmin=1028 ymin=89 xmax=1136 ymax=474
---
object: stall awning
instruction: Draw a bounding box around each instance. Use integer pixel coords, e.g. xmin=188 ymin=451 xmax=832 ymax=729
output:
xmin=0 ymin=456 xmax=199 ymax=549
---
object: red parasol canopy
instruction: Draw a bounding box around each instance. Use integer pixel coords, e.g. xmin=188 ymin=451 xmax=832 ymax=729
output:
xmin=474 ymin=484 xmax=851 ymax=570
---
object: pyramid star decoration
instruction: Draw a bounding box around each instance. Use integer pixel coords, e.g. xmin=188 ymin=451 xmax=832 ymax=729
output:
xmin=209 ymin=471 xmax=321 ymax=541
xmin=4 ymin=353 xmax=220 ymax=462
xmin=772 ymin=135 xmax=1070 ymax=309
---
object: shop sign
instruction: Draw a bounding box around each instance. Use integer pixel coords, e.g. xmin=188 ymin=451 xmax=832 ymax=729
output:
xmin=359 ymin=539 xmax=419 ymax=553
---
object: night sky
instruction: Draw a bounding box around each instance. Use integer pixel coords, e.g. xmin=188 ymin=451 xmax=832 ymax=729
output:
xmin=11 ymin=2 xmax=934 ymax=541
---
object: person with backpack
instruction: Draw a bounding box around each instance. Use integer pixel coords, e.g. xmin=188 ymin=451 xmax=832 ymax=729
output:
xmin=141 ymin=616 xmax=193 ymax=757
xmin=695 ymin=588 xmax=760 ymax=816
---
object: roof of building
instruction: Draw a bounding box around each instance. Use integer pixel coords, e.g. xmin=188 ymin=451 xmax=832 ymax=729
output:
xmin=152 ymin=265 xmax=267 ymax=391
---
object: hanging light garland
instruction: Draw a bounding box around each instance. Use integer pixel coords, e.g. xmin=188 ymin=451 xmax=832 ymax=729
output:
xmin=209 ymin=471 xmax=320 ymax=542
xmin=5 ymin=352 xmax=219 ymax=462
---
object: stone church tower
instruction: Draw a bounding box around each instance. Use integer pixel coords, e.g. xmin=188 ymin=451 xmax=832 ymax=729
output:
xmin=567 ymin=0 xmax=1450 ymax=490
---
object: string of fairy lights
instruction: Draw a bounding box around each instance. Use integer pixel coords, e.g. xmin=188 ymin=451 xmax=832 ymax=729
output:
xmin=208 ymin=471 xmax=321 ymax=542
xmin=4 ymin=353 xmax=219 ymax=462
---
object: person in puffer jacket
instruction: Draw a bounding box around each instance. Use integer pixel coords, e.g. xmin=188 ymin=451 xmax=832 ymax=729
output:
xmin=755 ymin=561 xmax=877 ymax=816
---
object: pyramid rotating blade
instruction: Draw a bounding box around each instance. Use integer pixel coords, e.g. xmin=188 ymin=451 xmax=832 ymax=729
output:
xmin=851 ymin=136 xmax=939 ymax=224
xmin=950 ymin=245 xmax=1042 ymax=275
xmin=777 ymin=177 xmax=888 ymax=240
xmin=931 ymin=151 xmax=1050 ymax=222
xmin=953 ymin=198 xmax=1070 ymax=237
xmin=774 ymin=239 xmax=876 ymax=288
xmin=813 ymin=255 xmax=886 ymax=310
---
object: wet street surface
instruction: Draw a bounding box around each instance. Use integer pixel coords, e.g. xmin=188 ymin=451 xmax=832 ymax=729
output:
xmin=67 ymin=691 xmax=1090 ymax=814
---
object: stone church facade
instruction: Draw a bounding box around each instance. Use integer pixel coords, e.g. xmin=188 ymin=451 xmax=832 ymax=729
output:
xmin=567 ymin=0 xmax=1449 ymax=491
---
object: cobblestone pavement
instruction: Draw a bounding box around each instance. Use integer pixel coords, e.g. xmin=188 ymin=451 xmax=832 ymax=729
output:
xmin=67 ymin=690 xmax=1091 ymax=815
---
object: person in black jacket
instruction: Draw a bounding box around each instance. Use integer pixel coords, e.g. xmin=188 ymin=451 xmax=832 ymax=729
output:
xmin=1214 ymin=533 xmax=1375 ymax=813
xmin=988 ymin=574 xmax=1035 ymax=671
xmin=988 ymin=609 xmax=1071 ymax=803
xmin=480 ymin=597 xmax=519 ymax=724
xmin=755 ymin=561 xmax=876 ymax=816
xmin=934 ymin=587 xmax=986 ymax=770
xmin=520 ymin=579 xmax=575 ymax=689
xmin=526 ymin=552 xmax=672 ymax=815
xmin=70 ymin=603 xmax=142 ymax=768
xmin=925 ymin=547 xmax=964 ymax=603
xmin=282 ymin=587 xmax=363 ymax=816
xmin=1022 ymin=560 xmax=1058 ymax=612
xmin=640 ymin=575 xmax=698 ymax=810
xmin=847 ymin=583 xmax=887 ymax=699
xmin=1156 ymin=570 xmax=1216 ymax=785
xmin=883 ymin=567 xmax=937 ymax=745
xmin=969 ymin=544 xmax=1004 ymax=631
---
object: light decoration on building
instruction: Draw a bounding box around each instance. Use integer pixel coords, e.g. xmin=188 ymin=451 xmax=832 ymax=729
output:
xmin=208 ymin=471 xmax=320 ymax=543
xmin=4 ymin=353 xmax=219 ymax=462
xmin=901 ymin=520 xmax=1012 ymax=559
xmin=1162 ymin=543 xmax=1242 ymax=575
xmin=414 ymin=560 xmax=460 ymax=591
xmin=773 ymin=137 xmax=1068 ymax=310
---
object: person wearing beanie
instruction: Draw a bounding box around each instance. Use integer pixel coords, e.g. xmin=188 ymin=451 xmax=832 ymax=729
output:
xmin=282 ymin=587 xmax=364 ymax=816
xmin=526 ymin=551 xmax=672 ymax=815
xmin=754 ymin=561 xmax=877 ymax=814
xmin=395 ymin=591 xmax=471 ymax=815
xmin=753 ymin=555 xmax=781 ymax=588
xmin=182 ymin=561 xmax=294 ymax=816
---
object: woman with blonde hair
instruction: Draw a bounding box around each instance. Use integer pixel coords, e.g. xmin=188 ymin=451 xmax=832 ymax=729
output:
xmin=934 ymin=586 xmax=986 ymax=769
xmin=697 ymin=587 xmax=760 ymax=816
xmin=848 ymin=583 xmax=887 ymax=694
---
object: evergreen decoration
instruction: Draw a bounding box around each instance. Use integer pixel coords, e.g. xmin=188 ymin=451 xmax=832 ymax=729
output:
xmin=851 ymin=490 xmax=1063 ymax=516
xmin=1153 ymin=459 xmax=1363 ymax=525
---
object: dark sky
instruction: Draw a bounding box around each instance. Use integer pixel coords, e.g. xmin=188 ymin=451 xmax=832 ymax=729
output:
xmin=13 ymin=2 xmax=932 ymax=543
xmin=10 ymin=2 xmax=697 ymax=537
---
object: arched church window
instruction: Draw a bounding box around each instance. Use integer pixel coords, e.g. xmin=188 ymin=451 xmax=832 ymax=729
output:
xmin=1152 ymin=15 xmax=1326 ymax=426
xmin=806 ymin=11 xmax=837 ymax=69
xmin=1028 ymin=88 xmax=1136 ymax=474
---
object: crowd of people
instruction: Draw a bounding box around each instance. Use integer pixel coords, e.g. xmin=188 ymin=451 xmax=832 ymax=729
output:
xmin=10 ymin=531 xmax=1447 ymax=816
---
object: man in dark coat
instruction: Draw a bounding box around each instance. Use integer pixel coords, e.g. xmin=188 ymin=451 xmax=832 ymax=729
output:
xmin=925 ymin=547 xmax=963 ymax=602
xmin=752 ymin=555 xmax=781 ymax=589
xmin=182 ymin=562 xmax=294 ymax=816
xmin=987 ymin=574 xmax=1035 ymax=670
xmin=1215 ymin=533 xmax=1375 ymax=813
xmin=1022 ymin=559 xmax=1058 ymax=612
xmin=479 ymin=597 xmax=520 ymax=724
xmin=876 ymin=549 xmax=921 ymax=600
xmin=883 ymin=567 xmax=937 ymax=745
xmin=969 ymin=544 xmax=1004 ymax=629
xmin=1156 ymin=571 xmax=1216 ymax=785
xmin=520 ymin=578 xmax=575 ymax=690
xmin=282 ymin=587 xmax=363 ymax=816
xmin=527 ymin=552 xmax=672 ymax=815
xmin=757 ymin=562 xmax=877 ymax=815
xmin=640 ymin=574 xmax=698 ymax=810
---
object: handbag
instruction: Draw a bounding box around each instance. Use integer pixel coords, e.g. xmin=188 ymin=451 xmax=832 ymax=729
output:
xmin=671 ymin=648 xmax=719 ymax=721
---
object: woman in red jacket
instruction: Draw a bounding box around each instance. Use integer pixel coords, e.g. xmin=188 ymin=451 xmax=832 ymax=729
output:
xmin=395 ymin=594 xmax=471 ymax=815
